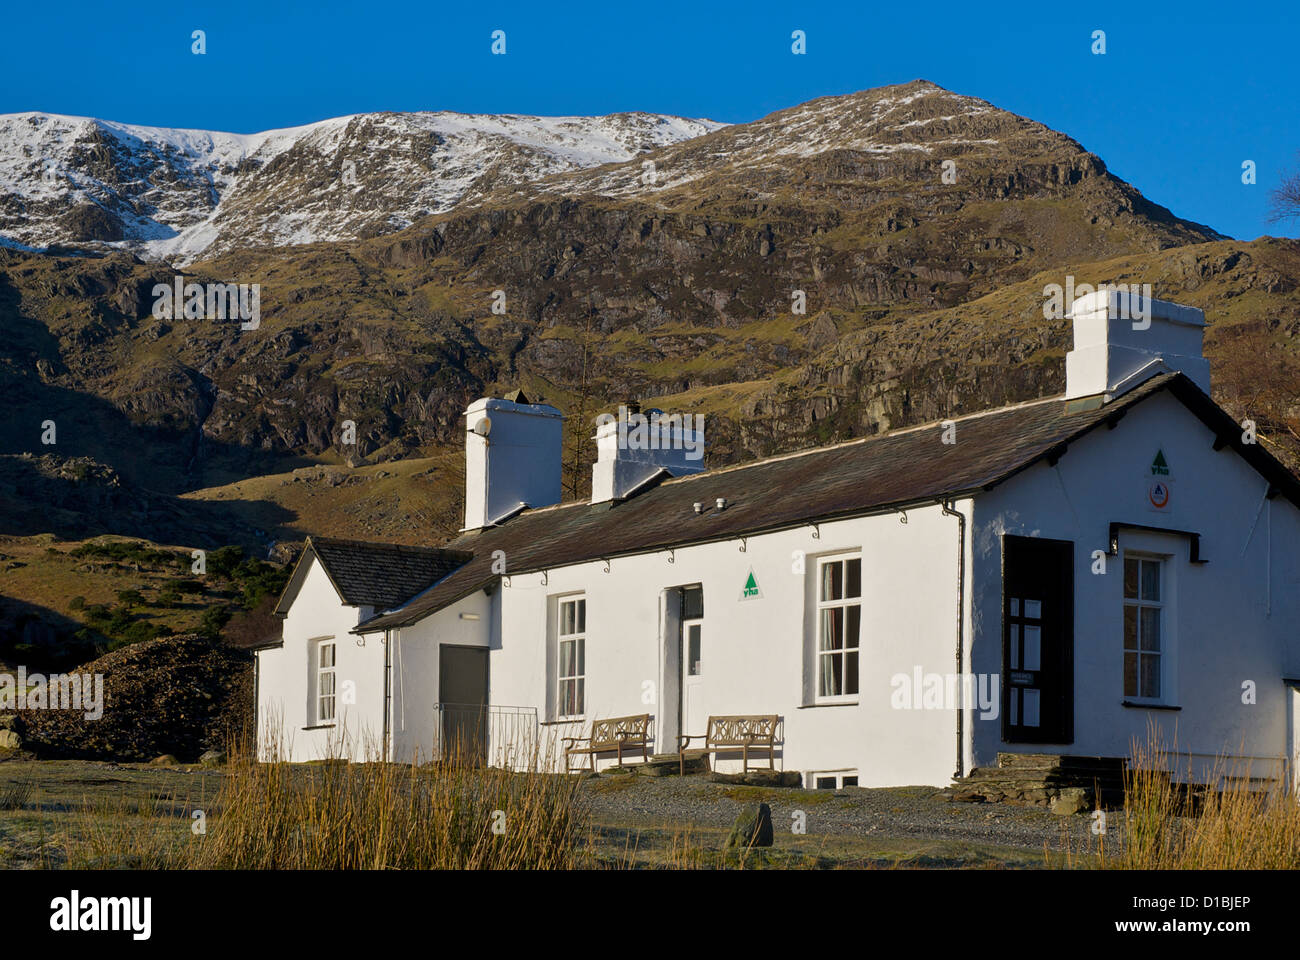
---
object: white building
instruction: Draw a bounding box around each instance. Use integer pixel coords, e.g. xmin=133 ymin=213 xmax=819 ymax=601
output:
xmin=257 ymin=292 xmax=1300 ymax=788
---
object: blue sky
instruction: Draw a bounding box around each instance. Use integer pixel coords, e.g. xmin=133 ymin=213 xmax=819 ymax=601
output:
xmin=4 ymin=0 xmax=1297 ymax=240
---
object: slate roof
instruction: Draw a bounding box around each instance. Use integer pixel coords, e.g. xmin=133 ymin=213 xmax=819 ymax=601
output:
xmin=352 ymin=372 xmax=1300 ymax=634
xmin=272 ymin=536 xmax=472 ymax=619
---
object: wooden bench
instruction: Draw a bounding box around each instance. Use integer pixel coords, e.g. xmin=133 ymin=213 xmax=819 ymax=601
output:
xmin=678 ymin=715 xmax=780 ymax=775
xmin=563 ymin=714 xmax=652 ymax=773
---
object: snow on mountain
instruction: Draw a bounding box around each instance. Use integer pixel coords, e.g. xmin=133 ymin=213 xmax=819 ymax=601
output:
xmin=0 ymin=110 xmax=725 ymax=264
xmin=503 ymin=81 xmax=1017 ymax=200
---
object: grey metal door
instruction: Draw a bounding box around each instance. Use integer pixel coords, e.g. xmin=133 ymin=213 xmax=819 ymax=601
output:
xmin=439 ymin=645 xmax=488 ymax=763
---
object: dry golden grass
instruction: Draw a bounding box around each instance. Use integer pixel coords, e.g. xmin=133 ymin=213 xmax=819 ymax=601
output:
xmin=1064 ymin=725 xmax=1300 ymax=870
xmin=183 ymin=728 xmax=586 ymax=870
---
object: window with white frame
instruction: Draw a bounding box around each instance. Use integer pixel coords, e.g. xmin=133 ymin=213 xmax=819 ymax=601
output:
xmin=817 ymin=554 xmax=862 ymax=699
xmin=316 ymin=639 xmax=337 ymax=723
xmin=558 ymin=596 xmax=586 ymax=719
xmin=1123 ymin=556 xmax=1163 ymax=700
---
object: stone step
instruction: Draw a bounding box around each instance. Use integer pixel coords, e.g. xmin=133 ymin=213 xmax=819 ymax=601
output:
xmin=963 ymin=767 xmax=1125 ymax=786
xmin=629 ymin=754 xmax=710 ymax=776
xmin=948 ymin=753 xmax=1131 ymax=812
xmin=966 ymin=778 xmax=1122 ymax=790
xmin=996 ymin=752 xmax=1128 ymax=772
xmin=987 ymin=765 xmax=1128 ymax=780
xmin=945 ymin=786 xmax=1125 ymax=813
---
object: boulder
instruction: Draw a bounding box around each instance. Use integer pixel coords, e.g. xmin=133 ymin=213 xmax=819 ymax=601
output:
xmin=150 ymin=754 xmax=179 ymax=766
xmin=1051 ymin=787 xmax=1091 ymax=816
xmin=0 ymin=729 xmax=22 ymax=751
xmin=199 ymin=749 xmax=227 ymax=767
xmin=726 ymin=802 xmax=774 ymax=848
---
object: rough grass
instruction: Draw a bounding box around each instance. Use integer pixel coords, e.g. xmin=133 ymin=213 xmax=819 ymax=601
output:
xmin=194 ymin=747 xmax=585 ymax=869
xmin=180 ymin=451 xmax=465 ymax=546
xmin=2 ymin=536 xmax=191 ymax=625
xmin=1 ymin=756 xmax=1049 ymax=870
xmin=1061 ymin=727 xmax=1300 ymax=870
xmin=8 ymin=726 xmax=1300 ymax=870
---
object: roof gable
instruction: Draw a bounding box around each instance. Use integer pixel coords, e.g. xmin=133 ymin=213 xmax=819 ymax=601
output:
xmin=273 ymin=537 xmax=471 ymax=618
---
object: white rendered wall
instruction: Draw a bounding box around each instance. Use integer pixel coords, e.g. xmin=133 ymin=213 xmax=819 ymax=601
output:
xmin=256 ymin=558 xmax=386 ymax=762
xmin=971 ymin=391 xmax=1300 ymax=782
xmin=489 ymin=501 xmax=969 ymax=786
xmin=387 ymin=590 xmax=496 ymax=764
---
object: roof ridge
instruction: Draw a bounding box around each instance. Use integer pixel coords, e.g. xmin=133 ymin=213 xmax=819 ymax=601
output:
xmin=661 ymin=390 xmax=1073 ymax=486
xmin=447 ymin=376 xmax=1182 ymax=538
xmin=454 ymin=388 xmax=1086 ymax=523
xmin=309 ymin=535 xmax=468 ymax=556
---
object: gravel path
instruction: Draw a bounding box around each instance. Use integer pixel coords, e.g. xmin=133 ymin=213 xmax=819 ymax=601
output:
xmin=578 ymin=773 xmax=1108 ymax=855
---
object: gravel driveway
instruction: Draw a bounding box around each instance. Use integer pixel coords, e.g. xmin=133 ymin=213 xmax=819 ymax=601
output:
xmin=578 ymin=772 xmax=1113 ymax=864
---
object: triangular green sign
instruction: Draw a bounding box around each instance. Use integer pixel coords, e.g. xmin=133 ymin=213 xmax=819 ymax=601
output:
xmin=1151 ymin=450 xmax=1169 ymax=476
xmin=741 ymin=569 xmax=761 ymax=599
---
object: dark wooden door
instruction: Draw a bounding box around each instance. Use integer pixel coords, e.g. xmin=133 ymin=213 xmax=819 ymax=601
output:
xmin=439 ymin=645 xmax=488 ymax=763
xmin=1002 ymin=536 xmax=1074 ymax=744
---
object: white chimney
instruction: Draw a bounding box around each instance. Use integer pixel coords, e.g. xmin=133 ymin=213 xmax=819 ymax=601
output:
xmin=1065 ymin=289 xmax=1210 ymax=401
xmin=463 ymin=393 xmax=563 ymax=530
xmin=592 ymin=406 xmax=705 ymax=504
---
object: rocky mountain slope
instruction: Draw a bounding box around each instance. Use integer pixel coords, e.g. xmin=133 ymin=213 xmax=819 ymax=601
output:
xmin=0 ymin=80 xmax=1295 ymax=564
xmin=0 ymin=110 xmax=723 ymax=263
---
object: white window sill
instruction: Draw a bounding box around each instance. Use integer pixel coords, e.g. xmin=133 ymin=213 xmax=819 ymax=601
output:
xmin=1121 ymin=700 xmax=1181 ymax=711
xmin=542 ymin=717 xmax=586 ymax=726
xmin=302 ymin=723 xmax=336 ymax=730
xmin=801 ymin=700 xmax=859 ymax=709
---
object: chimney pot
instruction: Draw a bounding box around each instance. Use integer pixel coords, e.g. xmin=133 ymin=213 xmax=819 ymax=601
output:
xmin=591 ymin=405 xmax=705 ymax=503
xmin=1064 ymin=289 xmax=1210 ymax=401
xmin=463 ymin=395 xmax=562 ymax=529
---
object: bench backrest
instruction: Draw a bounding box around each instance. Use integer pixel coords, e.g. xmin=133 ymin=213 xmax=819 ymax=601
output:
xmin=705 ymin=715 xmax=779 ymax=748
xmin=590 ymin=714 xmax=651 ymax=748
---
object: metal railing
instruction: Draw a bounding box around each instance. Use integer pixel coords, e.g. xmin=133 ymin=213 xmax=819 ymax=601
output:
xmin=432 ymin=703 xmax=539 ymax=767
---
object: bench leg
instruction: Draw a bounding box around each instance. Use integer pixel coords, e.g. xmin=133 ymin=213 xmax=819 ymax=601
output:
xmin=743 ymin=745 xmax=749 ymax=774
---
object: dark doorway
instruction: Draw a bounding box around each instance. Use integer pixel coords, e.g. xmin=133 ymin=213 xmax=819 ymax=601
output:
xmin=1001 ymin=536 xmax=1073 ymax=744
xmin=678 ymin=585 xmax=704 ymax=741
xmin=439 ymin=645 xmax=489 ymax=763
